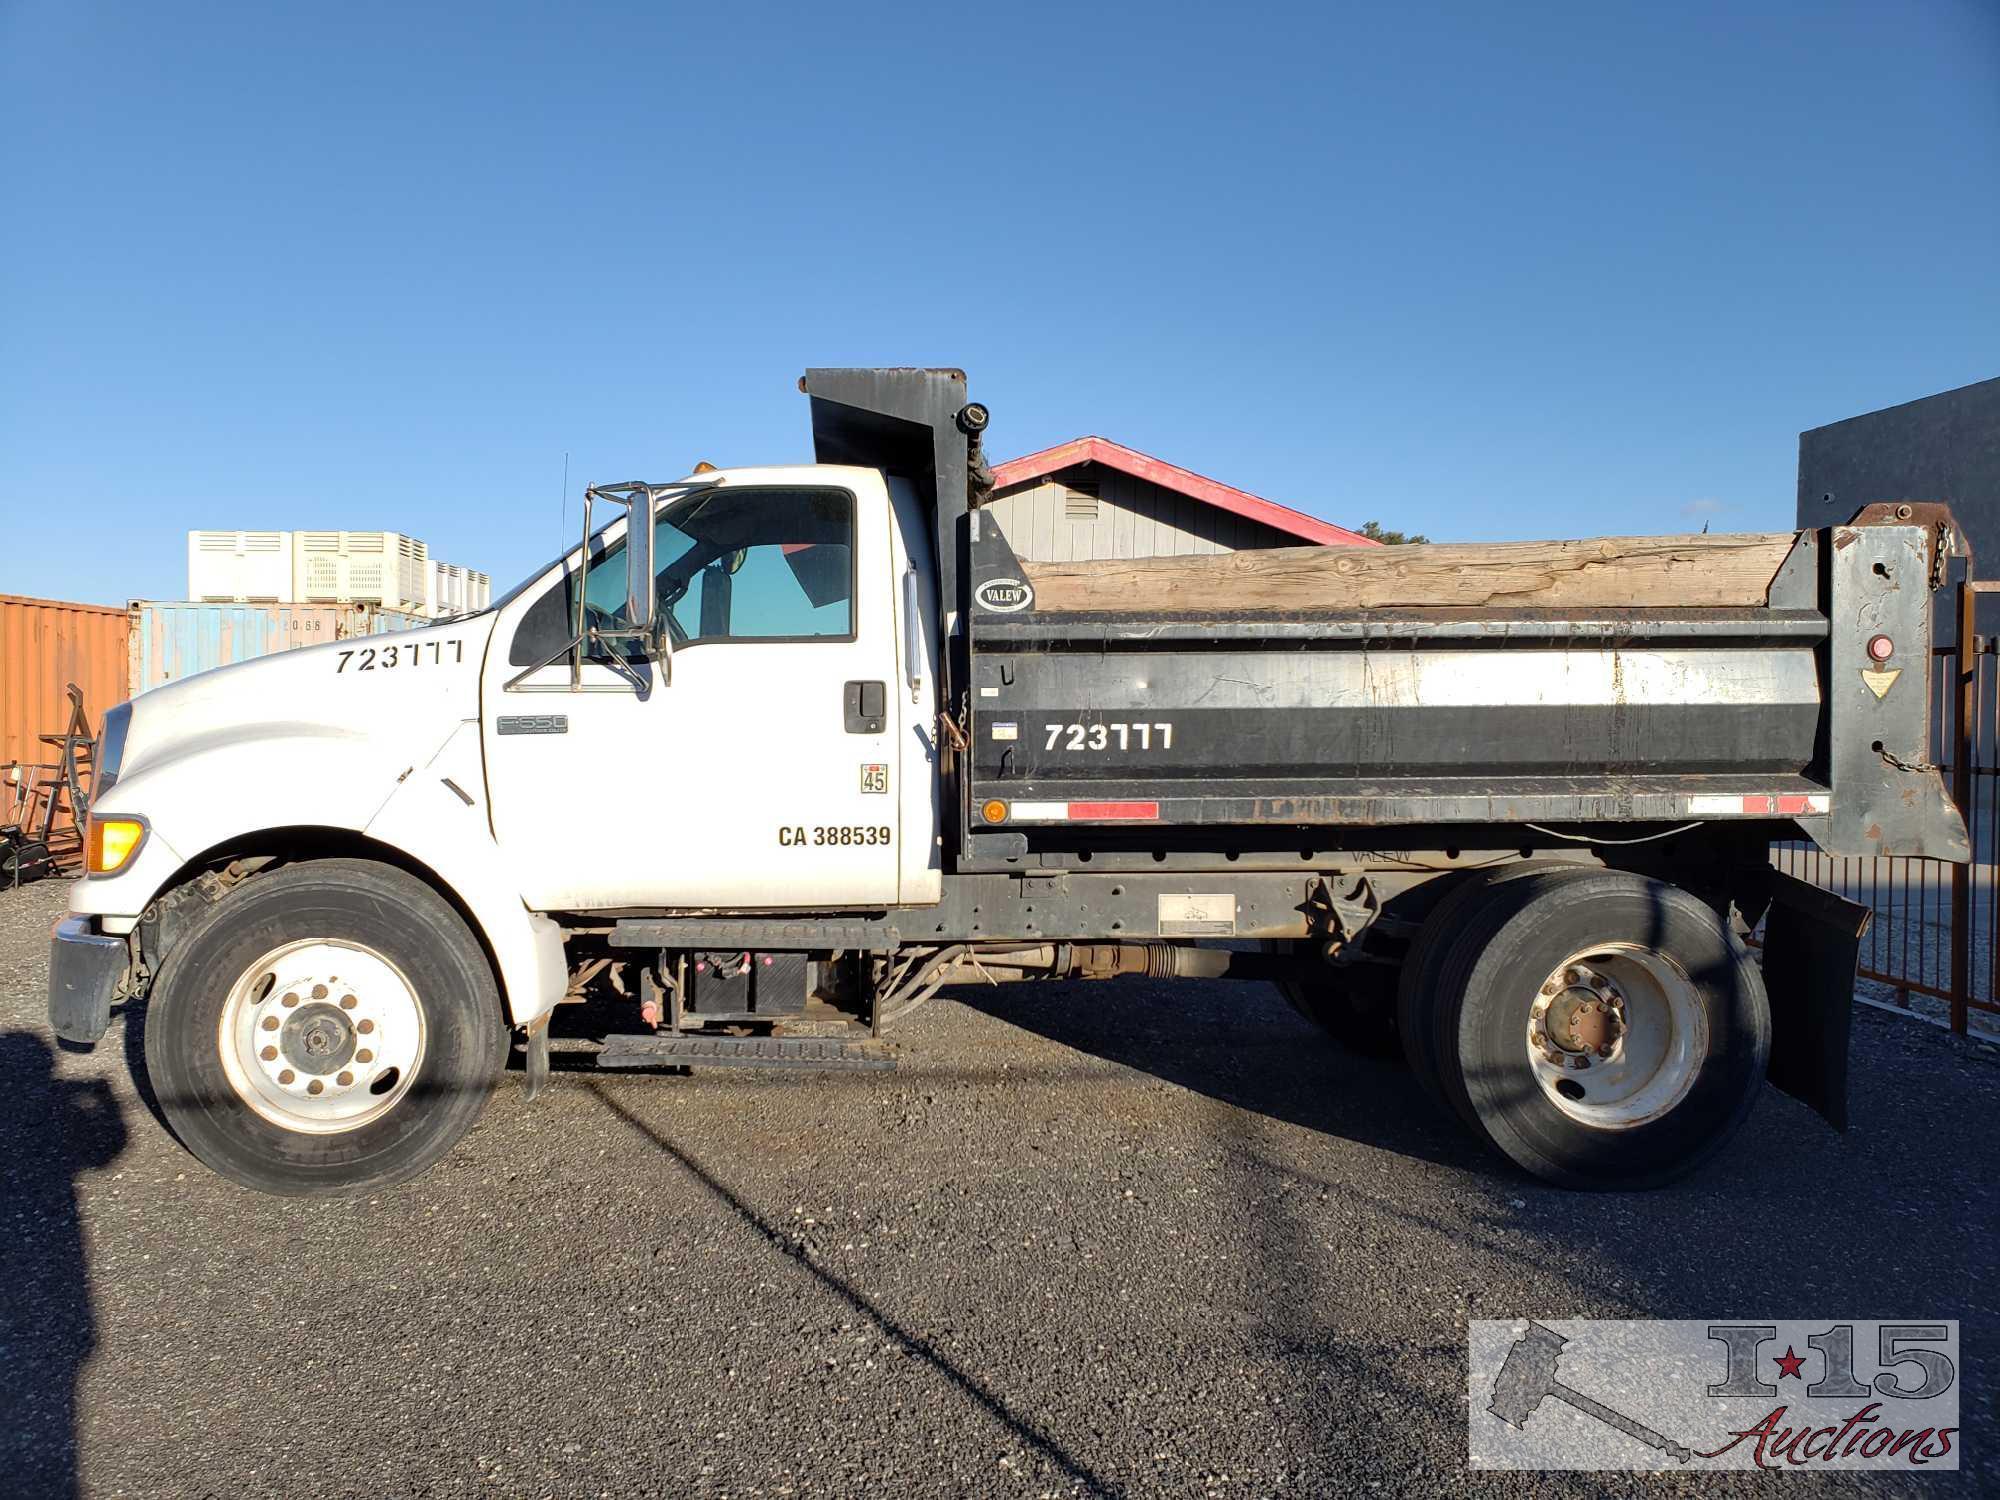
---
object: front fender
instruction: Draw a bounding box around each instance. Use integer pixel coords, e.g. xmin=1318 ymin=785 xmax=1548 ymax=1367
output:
xmin=69 ymin=721 xmax=567 ymax=1028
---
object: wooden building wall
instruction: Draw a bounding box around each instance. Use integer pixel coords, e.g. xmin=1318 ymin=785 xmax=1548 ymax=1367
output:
xmin=985 ymin=467 xmax=1298 ymax=562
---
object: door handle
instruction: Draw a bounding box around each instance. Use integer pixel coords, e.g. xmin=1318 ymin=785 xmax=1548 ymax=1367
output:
xmin=844 ymin=680 xmax=886 ymax=734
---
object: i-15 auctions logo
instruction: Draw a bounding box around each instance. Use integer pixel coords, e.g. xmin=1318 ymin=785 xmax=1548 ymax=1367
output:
xmin=1469 ymin=1320 xmax=1959 ymax=1470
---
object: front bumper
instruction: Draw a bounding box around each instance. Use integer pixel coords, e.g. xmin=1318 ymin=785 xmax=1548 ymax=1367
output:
xmin=49 ymin=915 xmax=129 ymax=1045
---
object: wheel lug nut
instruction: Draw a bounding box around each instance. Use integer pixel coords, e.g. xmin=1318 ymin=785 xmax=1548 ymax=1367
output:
xmin=358 ymin=1019 xmax=375 ymax=1034
xmin=340 ymin=995 xmax=357 ymax=1010
xmin=281 ymin=993 xmax=298 ymax=1008
xmin=261 ymin=1015 xmax=279 ymax=1032
xmin=278 ymin=1069 xmax=296 ymax=1085
xmin=307 ymin=1079 xmax=324 ymax=1095
xmin=311 ymin=984 xmax=328 ymax=999
xmin=261 ymin=1045 xmax=278 ymax=1061
xmin=337 ymin=1071 xmax=354 ymax=1087
xmin=356 ymin=1049 xmax=374 ymax=1063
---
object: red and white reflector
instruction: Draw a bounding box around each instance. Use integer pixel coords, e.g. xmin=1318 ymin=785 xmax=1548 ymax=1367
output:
xmin=1008 ymin=800 xmax=1161 ymax=822
xmin=1687 ymin=793 xmax=1830 ymax=817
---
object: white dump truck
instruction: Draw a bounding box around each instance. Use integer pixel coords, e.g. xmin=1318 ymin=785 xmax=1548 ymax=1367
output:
xmin=51 ymin=369 xmax=1967 ymax=1195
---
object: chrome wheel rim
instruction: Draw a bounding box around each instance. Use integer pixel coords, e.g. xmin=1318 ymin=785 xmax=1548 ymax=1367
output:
xmin=217 ymin=939 xmax=425 ymax=1134
xmin=1524 ymin=943 xmax=1706 ymax=1129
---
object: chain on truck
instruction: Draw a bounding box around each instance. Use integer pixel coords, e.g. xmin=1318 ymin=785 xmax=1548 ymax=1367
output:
xmin=48 ymin=368 xmax=1971 ymax=1195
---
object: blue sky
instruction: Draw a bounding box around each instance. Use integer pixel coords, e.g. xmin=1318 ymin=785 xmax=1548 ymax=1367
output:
xmin=3 ymin=0 xmax=1996 ymax=606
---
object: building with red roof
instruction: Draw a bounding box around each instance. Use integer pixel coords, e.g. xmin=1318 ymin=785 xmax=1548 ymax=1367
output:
xmin=985 ymin=436 xmax=1375 ymax=562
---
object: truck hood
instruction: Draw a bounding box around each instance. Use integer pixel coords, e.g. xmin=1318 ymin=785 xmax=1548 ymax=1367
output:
xmin=110 ymin=616 xmax=495 ymax=795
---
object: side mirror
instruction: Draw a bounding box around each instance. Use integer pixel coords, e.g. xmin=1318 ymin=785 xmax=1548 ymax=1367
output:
xmin=624 ymin=494 xmax=654 ymax=638
xmin=902 ymin=566 xmax=923 ymax=702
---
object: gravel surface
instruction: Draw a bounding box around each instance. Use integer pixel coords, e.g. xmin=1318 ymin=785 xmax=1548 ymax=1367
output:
xmin=3 ymin=875 xmax=1996 ymax=1497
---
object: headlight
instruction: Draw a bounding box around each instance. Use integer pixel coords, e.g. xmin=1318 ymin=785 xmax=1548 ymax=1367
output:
xmin=87 ymin=816 xmax=147 ymax=874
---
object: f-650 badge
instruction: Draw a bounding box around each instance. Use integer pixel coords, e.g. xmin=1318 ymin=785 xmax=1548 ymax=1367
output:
xmin=974 ymin=578 xmax=1033 ymax=613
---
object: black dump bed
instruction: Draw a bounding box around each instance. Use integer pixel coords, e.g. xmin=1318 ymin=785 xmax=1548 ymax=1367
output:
xmin=797 ymin=366 xmax=1969 ymax=868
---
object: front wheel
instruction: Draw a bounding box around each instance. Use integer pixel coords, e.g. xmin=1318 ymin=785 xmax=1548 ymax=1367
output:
xmin=143 ymin=858 xmax=507 ymax=1195
xmin=1427 ymin=870 xmax=1770 ymax=1189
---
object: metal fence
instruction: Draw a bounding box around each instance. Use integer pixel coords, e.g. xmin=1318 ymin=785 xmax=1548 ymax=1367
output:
xmin=1770 ymin=582 xmax=2000 ymax=1033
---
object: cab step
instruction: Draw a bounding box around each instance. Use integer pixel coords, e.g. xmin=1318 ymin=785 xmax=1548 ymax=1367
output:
xmin=595 ymin=1034 xmax=895 ymax=1072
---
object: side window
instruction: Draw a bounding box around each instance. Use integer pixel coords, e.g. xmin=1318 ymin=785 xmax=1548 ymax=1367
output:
xmin=667 ymin=497 xmax=853 ymax=644
xmin=509 ymin=488 xmax=853 ymax=666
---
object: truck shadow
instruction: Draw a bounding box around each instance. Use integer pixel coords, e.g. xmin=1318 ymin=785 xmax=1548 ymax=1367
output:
xmin=945 ymin=976 xmax=1504 ymax=1179
xmin=0 ymin=1031 xmax=129 ymax=1499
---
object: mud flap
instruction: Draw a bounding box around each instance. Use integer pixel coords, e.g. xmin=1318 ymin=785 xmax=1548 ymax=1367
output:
xmin=1757 ymin=870 xmax=1871 ymax=1130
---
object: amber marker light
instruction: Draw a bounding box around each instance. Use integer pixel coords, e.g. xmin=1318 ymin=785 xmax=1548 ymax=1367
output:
xmin=88 ymin=817 xmax=146 ymax=874
xmin=981 ymin=799 xmax=1008 ymax=824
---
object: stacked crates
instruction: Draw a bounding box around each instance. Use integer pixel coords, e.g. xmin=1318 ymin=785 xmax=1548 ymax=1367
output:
xmin=187 ymin=531 xmax=292 ymax=603
xmin=185 ymin=530 xmax=485 ymax=619
xmin=292 ymin=531 xmax=429 ymax=614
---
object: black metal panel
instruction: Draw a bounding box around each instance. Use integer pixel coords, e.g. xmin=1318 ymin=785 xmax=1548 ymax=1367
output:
xmin=597 ymin=1035 xmax=894 ymax=1072
xmin=1759 ymin=871 xmax=1869 ymax=1130
xmin=1821 ymin=524 xmax=1970 ymax=859
xmin=610 ymin=920 xmax=900 ymax=950
xmin=970 ymin=649 xmax=1819 ymax=783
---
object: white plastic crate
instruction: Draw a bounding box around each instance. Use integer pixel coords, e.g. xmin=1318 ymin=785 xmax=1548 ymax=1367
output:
xmin=291 ymin=531 xmax=429 ymax=613
xmin=187 ymin=530 xmax=293 ymax=602
xmin=421 ymin=560 xmax=492 ymax=617
xmin=428 ymin=560 xmax=465 ymax=617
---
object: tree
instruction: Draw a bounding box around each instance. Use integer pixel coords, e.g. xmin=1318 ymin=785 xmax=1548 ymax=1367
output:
xmin=1359 ymin=519 xmax=1429 ymax=545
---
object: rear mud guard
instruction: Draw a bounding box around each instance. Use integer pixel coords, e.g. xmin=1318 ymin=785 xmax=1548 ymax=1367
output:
xmin=1756 ymin=869 xmax=1871 ymax=1130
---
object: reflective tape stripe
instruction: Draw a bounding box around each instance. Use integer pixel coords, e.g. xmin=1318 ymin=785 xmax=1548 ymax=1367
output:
xmin=1008 ymin=801 xmax=1070 ymax=821
xmin=1005 ymin=800 xmax=1162 ymax=823
xmin=1687 ymin=793 xmax=1829 ymax=816
xmin=1066 ymin=801 xmax=1160 ymax=821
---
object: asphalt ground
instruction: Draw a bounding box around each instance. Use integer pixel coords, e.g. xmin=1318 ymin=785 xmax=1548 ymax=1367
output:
xmin=3 ymin=874 xmax=1997 ymax=1498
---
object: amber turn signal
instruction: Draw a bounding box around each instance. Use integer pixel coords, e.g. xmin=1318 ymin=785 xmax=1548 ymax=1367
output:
xmin=87 ymin=817 xmax=146 ymax=874
xmin=981 ymin=799 xmax=1008 ymax=824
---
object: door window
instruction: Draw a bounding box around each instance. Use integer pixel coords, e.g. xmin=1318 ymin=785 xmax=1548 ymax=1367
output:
xmin=510 ymin=487 xmax=855 ymax=665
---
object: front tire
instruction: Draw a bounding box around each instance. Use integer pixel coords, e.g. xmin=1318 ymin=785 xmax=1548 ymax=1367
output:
xmin=144 ymin=858 xmax=506 ymax=1196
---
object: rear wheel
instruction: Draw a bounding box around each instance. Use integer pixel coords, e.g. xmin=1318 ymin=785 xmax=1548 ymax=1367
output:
xmin=144 ymin=858 xmax=507 ymax=1195
xmin=1426 ymin=870 xmax=1768 ymax=1188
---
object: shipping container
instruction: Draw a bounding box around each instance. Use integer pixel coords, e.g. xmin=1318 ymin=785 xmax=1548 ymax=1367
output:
xmin=129 ymin=602 xmax=423 ymax=696
xmin=0 ymin=593 xmax=131 ymax=769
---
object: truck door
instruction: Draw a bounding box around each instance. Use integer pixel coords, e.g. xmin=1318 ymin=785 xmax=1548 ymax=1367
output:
xmin=480 ymin=475 xmax=906 ymax=911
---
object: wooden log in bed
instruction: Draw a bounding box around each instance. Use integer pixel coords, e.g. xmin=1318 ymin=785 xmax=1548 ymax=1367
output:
xmin=1018 ymin=532 xmax=1801 ymax=614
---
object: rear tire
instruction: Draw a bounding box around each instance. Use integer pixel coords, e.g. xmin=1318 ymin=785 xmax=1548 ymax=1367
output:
xmin=1397 ymin=862 xmax=1589 ymax=1110
xmin=144 ymin=858 xmax=507 ymax=1196
xmin=1428 ymin=870 xmax=1768 ymax=1188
